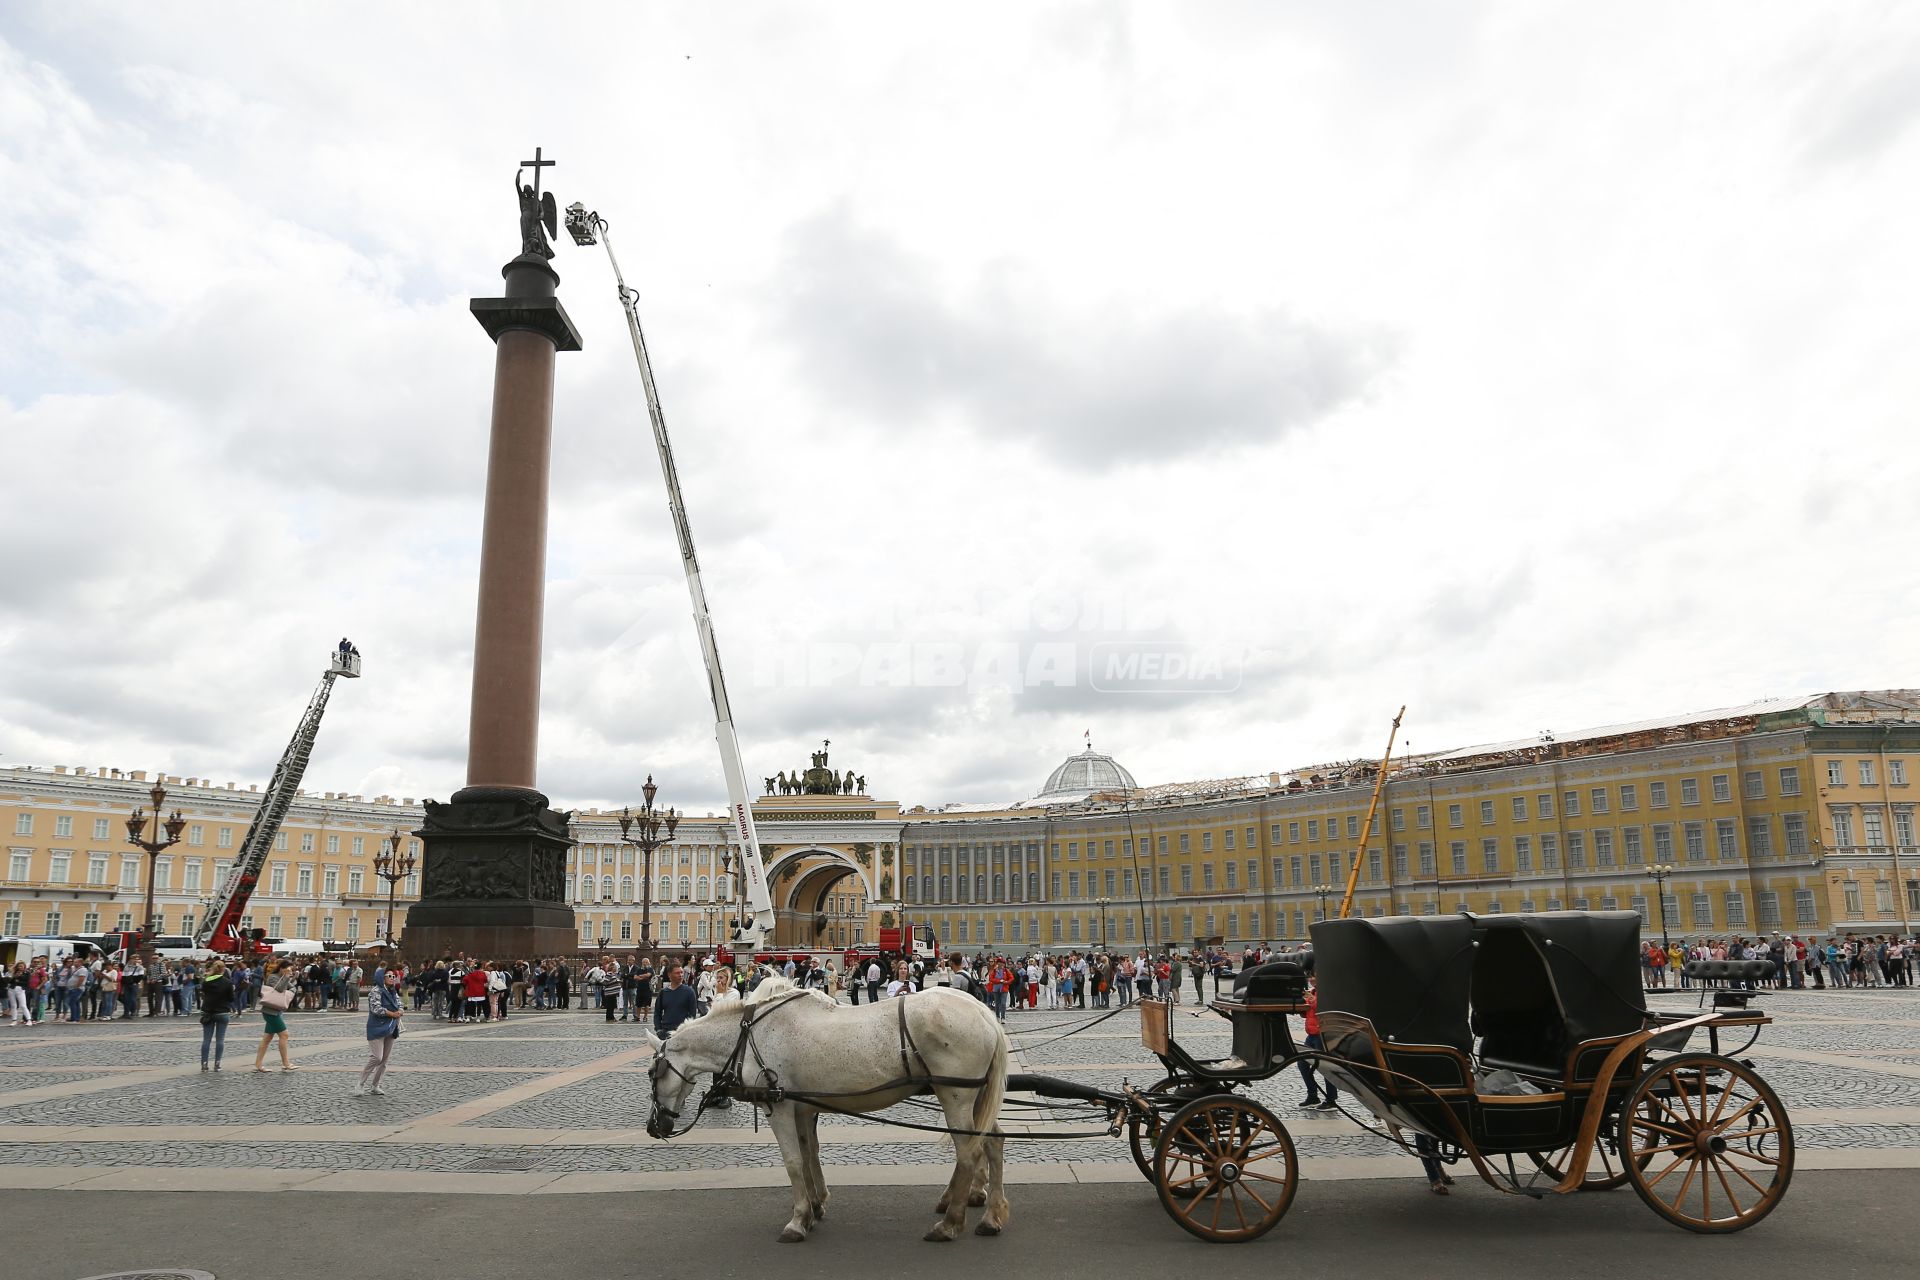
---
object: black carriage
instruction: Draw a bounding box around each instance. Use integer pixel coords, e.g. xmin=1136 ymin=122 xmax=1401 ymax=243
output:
xmin=1083 ymin=911 xmax=1791 ymax=1242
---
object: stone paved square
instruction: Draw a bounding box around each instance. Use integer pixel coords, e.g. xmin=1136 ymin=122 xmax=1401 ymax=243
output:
xmin=0 ymin=989 xmax=1915 ymax=1189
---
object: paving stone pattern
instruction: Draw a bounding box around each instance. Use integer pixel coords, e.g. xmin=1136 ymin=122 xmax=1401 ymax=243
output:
xmin=2 ymin=991 xmax=1919 ymax=1176
xmin=0 ymin=1069 xmax=545 ymax=1127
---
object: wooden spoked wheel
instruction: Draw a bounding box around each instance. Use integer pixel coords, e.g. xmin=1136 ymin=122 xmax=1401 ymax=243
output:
xmin=1129 ymin=1075 xmax=1208 ymax=1187
xmin=1527 ymin=1136 xmax=1634 ymax=1190
xmin=1618 ymin=1054 xmax=1793 ymax=1233
xmin=1152 ymin=1094 xmax=1299 ymax=1243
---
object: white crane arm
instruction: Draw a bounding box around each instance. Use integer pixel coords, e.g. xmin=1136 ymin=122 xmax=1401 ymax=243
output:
xmin=577 ymin=213 xmax=773 ymax=954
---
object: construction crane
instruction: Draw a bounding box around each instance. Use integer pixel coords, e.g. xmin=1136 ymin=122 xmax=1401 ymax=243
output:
xmin=1337 ymin=705 xmax=1405 ymax=920
xmin=563 ymin=201 xmax=775 ymax=956
xmin=195 ymin=644 xmax=362 ymax=955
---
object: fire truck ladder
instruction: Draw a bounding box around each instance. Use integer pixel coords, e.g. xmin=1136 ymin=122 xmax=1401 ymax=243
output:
xmin=195 ymin=646 xmax=362 ymax=953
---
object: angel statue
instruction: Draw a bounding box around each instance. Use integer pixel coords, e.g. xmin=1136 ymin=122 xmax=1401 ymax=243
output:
xmin=516 ymin=168 xmax=557 ymax=260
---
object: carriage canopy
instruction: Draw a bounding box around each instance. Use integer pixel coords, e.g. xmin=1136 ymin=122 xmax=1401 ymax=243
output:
xmin=1309 ymin=915 xmax=1475 ymax=1053
xmin=1310 ymin=911 xmax=1648 ymax=1062
xmin=1468 ymin=911 xmax=1645 ymax=1048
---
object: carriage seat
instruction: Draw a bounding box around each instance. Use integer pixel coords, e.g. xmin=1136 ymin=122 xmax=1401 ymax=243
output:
xmin=1472 ymin=1009 xmax=1568 ymax=1082
xmin=1223 ymin=960 xmax=1307 ymax=1003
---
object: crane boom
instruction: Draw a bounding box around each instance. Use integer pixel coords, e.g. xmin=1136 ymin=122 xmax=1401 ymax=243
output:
xmin=1337 ymin=705 xmax=1405 ymax=920
xmin=567 ymin=207 xmax=774 ymax=954
xmin=196 ymin=647 xmax=362 ymax=954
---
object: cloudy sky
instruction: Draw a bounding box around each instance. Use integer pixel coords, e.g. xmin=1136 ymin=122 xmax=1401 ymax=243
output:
xmin=2 ymin=2 xmax=1915 ymax=817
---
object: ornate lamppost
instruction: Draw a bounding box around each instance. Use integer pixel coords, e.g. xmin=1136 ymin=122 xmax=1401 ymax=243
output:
xmin=617 ymin=775 xmax=679 ymax=951
xmin=374 ymin=829 xmax=417 ymax=953
xmin=1645 ymin=862 xmax=1676 ymax=955
xmin=1095 ymin=896 xmax=1111 ymax=949
xmin=1312 ymin=882 xmax=1336 ymax=925
xmin=124 ymin=775 xmax=186 ymax=957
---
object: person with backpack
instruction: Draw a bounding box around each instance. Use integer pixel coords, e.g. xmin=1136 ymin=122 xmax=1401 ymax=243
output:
xmin=198 ymin=960 xmax=235 ymax=1071
xmin=488 ymin=963 xmax=509 ymax=1021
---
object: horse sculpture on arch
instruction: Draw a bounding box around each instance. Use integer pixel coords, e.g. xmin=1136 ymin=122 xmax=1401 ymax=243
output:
xmin=646 ymin=976 xmax=1011 ymax=1242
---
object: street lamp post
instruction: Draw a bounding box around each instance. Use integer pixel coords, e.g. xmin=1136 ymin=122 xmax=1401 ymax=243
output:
xmin=1645 ymin=863 xmax=1676 ymax=954
xmin=124 ymin=775 xmax=187 ymax=958
xmin=1095 ymin=896 xmax=1111 ymax=949
xmin=373 ymin=830 xmax=417 ymax=954
xmin=617 ymin=775 xmax=679 ymax=952
xmin=1312 ymin=883 xmax=1336 ymax=927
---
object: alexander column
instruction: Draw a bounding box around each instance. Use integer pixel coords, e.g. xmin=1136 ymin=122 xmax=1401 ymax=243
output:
xmin=405 ymin=150 xmax=582 ymax=960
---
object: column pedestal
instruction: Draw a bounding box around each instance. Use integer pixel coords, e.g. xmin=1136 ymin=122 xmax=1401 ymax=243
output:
xmin=403 ymin=786 xmax=577 ymax=960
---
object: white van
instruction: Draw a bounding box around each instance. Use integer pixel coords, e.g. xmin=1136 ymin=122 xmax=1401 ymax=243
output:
xmin=0 ymin=936 xmax=103 ymax=968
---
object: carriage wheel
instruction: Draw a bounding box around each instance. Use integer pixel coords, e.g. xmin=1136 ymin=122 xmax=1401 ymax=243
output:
xmin=1153 ymin=1094 xmax=1298 ymax=1243
xmin=1527 ymin=1136 xmax=1633 ymax=1190
xmin=1129 ymin=1075 xmax=1209 ymax=1188
xmin=1618 ymin=1053 xmax=1793 ymax=1233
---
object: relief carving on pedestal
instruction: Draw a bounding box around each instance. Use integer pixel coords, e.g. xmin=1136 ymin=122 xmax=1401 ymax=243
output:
xmin=422 ymin=846 xmax=525 ymax=900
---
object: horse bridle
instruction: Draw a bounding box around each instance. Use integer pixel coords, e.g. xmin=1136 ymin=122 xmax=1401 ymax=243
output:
xmin=647 ymin=1050 xmax=716 ymax=1138
xmin=647 ymin=991 xmax=811 ymax=1137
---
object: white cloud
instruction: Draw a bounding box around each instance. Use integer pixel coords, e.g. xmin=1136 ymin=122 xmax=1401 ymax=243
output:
xmin=1 ymin=2 xmax=1916 ymax=818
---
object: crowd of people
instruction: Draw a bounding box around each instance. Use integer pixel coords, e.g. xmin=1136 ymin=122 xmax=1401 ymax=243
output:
xmin=1639 ymin=932 xmax=1916 ymax=989
xmin=11 ymin=929 xmax=1920 ymax=1036
xmin=2 ymin=953 xmax=259 ymax=1025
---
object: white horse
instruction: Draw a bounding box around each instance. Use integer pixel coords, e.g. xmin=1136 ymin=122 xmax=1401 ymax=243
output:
xmin=645 ymin=977 xmax=1010 ymax=1243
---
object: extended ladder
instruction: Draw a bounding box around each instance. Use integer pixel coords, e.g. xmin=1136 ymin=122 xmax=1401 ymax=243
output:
xmin=195 ymin=646 xmax=362 ymax=954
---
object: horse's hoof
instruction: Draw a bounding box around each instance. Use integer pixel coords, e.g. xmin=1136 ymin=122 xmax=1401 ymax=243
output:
xmin=779 ymin=1227 xmax=808 ymax=1243
xmin=968 ymin=1191 xmax=987 ymax=1208
xmin=923 ymin=1228 xmax=956 ymax=1243
xmin=975 ymin=1222 xmax=1002 ymax=1237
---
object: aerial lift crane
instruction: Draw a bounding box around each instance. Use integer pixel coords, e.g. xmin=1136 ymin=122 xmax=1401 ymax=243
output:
xmin=564 ymin=201 xmax=775 ymax=957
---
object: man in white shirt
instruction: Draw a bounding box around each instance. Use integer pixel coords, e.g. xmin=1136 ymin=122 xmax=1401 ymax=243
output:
xmin=865 ymin=960 xmax=882 ymax=1005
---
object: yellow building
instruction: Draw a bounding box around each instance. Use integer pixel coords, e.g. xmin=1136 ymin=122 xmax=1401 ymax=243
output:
xmin=5 ymin=690 xmax=1914 ymax=957
xmin=0 ymin=766 xmax=423 ymax=946
xmin=893 ymin=690 xmax=1920 ymax=951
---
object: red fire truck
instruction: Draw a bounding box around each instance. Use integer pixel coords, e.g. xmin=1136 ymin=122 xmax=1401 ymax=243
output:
xmin=842 ymin=922 xmax=939 ymax=974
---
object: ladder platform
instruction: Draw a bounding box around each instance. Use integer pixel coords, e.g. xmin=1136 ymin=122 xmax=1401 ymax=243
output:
xmin=330 ymin=652 xmax=362 ymax=678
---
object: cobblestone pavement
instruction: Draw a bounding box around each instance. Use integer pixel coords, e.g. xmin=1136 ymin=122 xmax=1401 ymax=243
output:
xmin=1 ymin=987 xmax=1917 ymax=1189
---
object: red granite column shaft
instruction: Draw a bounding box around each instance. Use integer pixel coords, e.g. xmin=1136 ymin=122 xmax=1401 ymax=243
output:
xmin=466 ymin=328 xmax=557 ymax=792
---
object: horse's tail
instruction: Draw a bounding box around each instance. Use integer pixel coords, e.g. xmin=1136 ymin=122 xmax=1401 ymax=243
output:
xmin=972 ymin=1018 xmax=1010 ymax=1141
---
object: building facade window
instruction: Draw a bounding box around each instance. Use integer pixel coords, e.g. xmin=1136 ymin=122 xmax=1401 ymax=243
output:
xmin=1715 ymin=819 xmax=1740 ymax=860
xmin=1683 ymin=823 xmax=1706 ymax=861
